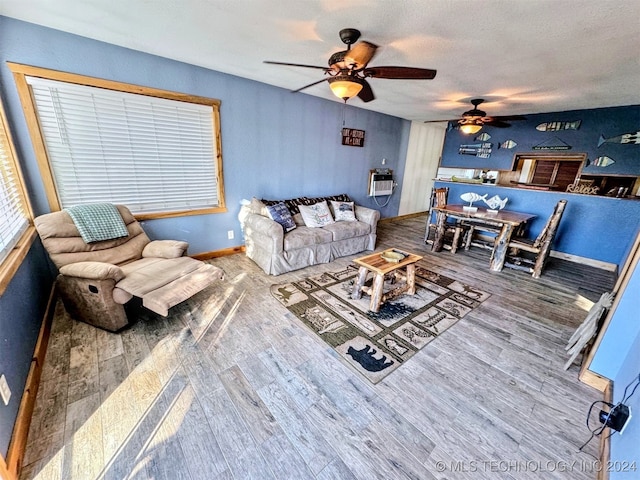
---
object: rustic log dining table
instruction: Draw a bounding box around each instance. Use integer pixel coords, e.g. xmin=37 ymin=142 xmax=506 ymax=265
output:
xmin=432 ymin=204 xmax=537 ymax=272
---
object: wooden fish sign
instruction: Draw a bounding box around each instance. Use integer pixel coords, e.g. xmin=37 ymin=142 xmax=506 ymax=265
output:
xmin=536 ymin=120 xmax=581 ymax=132
xmin=597 ymin=130 xmax=640 ymax=147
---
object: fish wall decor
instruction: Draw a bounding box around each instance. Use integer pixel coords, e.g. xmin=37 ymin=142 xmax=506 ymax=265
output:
xmin=597 ymin=130 xmax=640 ymax=147
xmin=458 ymin=143 xmax=492 ymax=158
xmin=475 ymin=132 xmax=491 ymax=141
xmin=591 ymin=156 xmax=616 ymax=167
xmin=536 ymin=120 xmax=581 ymax=132
xmin=498 ymin=140 xmax=517 ymax=149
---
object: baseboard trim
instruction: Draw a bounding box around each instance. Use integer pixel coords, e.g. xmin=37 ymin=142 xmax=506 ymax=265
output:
xmin=192 ymin=245 xmax=245 ymax=261
xmin=550 ymin=250 xmax=617 ymax=272
xmin=379 ymin=211 xmax=428 ymax=224
xmin=5 ymin=285 xmax=56 ymax=479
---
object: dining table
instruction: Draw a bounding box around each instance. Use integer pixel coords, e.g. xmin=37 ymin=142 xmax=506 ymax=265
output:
xmin=432 ymin=204 xmax=537 ymax=272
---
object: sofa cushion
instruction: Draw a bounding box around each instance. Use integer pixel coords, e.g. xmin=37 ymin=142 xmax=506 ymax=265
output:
xmin=292 ymin=212 xmax=305 ymax=226
xmin=299 ymin=201 xmax=335 ymax=228
xmin=249 ymin=197 xmax=268 ymax=216
xmin=265 ymin=202 xmax=297 ymax=232
xmin=300 ymin=194 xmax=351 ymax=207
xmin=330 ymin=200 xmax=356 ymax=222
xmin=321 ymin=221 xmax=371 ymax=241
xmin=284 ymin=226 xmax=333 ymax=250
xmin=262 ymin=196 xmax=306 ymax=215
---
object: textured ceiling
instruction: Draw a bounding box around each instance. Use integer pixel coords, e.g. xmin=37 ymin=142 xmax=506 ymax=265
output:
xmin=2 ymin=0 xmax=639 ymax=121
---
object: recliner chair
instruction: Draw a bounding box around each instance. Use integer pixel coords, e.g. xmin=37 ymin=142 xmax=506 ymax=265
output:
xmin=35 ymin=204 xmax=225 ymax=331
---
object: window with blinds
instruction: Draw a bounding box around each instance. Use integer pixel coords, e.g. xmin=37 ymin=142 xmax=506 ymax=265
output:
xmin=16 ymin=68 xmax=225 ymax=217
xmin=0 ymin=101 xmax=30 ymax=266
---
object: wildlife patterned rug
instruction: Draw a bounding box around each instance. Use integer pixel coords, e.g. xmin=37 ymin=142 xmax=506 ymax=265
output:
xmin=270 ymin=262 xmax=491 ymax=383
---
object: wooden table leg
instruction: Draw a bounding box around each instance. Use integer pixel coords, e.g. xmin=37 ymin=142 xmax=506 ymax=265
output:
xmin=351 ymin=266 xmax=368 ymax=299
xmin=406 ymin=263 xmax=416 ymax=295
xmin=490 ymin=223 xmax=514 ymax=272
xmin=370 ymin=273 xmax=385 ymax=312
xmin=432 ymin=211 xmax=447 ymax=252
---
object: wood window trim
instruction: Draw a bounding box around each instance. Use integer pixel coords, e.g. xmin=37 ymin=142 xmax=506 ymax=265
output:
xmin=0 ymin=93 xmax=35 ymax=296
xmin=7 ymin=62 xmax=226 ymax=219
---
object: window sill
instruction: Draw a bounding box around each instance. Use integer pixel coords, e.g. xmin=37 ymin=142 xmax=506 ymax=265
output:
xmin=0 ymin=226 xmax=38 ymax=296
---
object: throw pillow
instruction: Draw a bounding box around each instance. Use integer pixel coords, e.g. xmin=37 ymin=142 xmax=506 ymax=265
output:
xmin=330 ymin=200 xmax=356 ymax=222
xmin=265 ymin=202 xmax=297 ymax=232
xmin=299 ymin=200 xmax=335 ymax=228
xmin=250 ymin=197 xmax=268 ymax=216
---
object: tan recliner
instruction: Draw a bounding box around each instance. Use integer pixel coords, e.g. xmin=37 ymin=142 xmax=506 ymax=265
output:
xmin=35 ymin=205 xmax=225 ymax=331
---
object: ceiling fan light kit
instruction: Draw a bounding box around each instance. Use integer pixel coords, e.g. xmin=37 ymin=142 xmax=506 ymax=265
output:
xmin=426 ymin=98 xmax=526 ymax=132
xmin=460 ymin=123 xmax=483 ymax=135
xmin=328 ymin=75 xmax=363 ymax=101
xmin=264 ymin=28 xmax=436 ymax=104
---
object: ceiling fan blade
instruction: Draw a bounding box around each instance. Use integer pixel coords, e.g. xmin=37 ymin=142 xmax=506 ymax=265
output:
xmin=291 ymin=78 xmax=329 ymax=93
xmin=490 ymin=115 xmax=527 ymax=121
xmin=482 ymin=119 xmax=512 ymax=128
xmin=364 ymin=66 xmax=437 ymax=79
xmin=264 ymin=60 xmax=329 ymax=71
xmin=357 ymin=79 xmax=375 ymax=102
xmin=423 ymin=119 xmax=458 ymax=123
xmin=345 ymin=41 xmax=378 ymax=69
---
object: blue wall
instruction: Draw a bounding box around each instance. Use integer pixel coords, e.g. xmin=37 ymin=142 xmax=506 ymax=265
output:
xmin=0 ymin=17 xmax=410 ymax=253
xmin=590 ymin=247 xmax=640 ymax=478
xmin=0 ymin=16 xmax=410 ymax=459
xmin=434 ymin=181 xmax=640 ymax=269
xmin=0 ymin=239 xmax=54 ymax=457
xmin=437 ymin=103 xmax=640 ymax=270
xmin=441 ymin=105 xmax=640 ymax=174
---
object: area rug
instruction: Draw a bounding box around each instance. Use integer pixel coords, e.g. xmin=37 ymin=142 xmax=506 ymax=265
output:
xmin=270 ymin=262 xmax=491 ymax=383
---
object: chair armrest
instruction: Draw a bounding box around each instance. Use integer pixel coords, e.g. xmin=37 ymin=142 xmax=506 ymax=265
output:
xmin=142 ymin=240 xmax=189 ymax=258
xmin=355 ymin=205 xmax=381 ymax=233
xmin=240 ymin=211 xmax=284 ymax=254
xmin=59 ymin=261 xmax=125 ymax=282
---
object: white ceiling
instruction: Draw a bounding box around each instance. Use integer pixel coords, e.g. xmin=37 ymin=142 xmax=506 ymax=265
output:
xmin=2 ymin=0 xmax=639 ymax=122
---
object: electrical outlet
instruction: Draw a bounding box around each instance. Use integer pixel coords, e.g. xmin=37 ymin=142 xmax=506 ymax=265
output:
xmin=227 ymin=230 xmax=234 ymax=240
xmin=0 ymin=374 xmax=11 ymax=406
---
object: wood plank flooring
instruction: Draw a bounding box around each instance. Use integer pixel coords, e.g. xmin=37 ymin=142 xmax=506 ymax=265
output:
xmin=19 ymin=215 xmax=615 ymax=480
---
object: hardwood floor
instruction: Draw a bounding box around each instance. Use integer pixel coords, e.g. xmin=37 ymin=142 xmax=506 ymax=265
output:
xmin=20 ymin=215 xmax=615 ymax=480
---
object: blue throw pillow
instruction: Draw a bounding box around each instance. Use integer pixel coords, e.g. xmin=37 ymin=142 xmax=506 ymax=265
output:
xmin=266 ymin=202 xmax=297 ymax=232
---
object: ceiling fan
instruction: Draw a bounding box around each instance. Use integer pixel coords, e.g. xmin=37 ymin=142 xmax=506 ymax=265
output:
xmin=427 ymin=98 xmax=526 ymax=134
xmin=264 ymin=28 xmax=437 ymax=103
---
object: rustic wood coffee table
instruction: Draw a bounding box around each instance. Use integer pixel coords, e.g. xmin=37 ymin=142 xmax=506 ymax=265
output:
xmin=351 ymin=248 xmax=423 ymax=312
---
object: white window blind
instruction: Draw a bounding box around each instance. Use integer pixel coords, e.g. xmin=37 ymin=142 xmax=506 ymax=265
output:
xmin=0 ymin=106 xmax=29 ymax=265
xmin=26 ymin=76 xmax=222 ymax=214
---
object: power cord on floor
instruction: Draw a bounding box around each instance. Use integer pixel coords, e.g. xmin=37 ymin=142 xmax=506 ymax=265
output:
xmin=578 ymin=372 xmax=640 ymax=454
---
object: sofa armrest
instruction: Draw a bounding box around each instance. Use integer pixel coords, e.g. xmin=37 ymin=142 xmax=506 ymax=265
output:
xmin=142 ymin=240 xmax=188 ymax=258
xmin=240 ymin=211 xmax=284 ymax=254
xmin=355 ymin=205 xmax=381 ymax=233
xmin=59 ymin=261 xmax=125 ymax=282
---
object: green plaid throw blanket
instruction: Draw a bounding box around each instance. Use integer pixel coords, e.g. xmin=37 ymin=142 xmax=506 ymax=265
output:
xmin=65 ymin=203 xmax=129 ymax=243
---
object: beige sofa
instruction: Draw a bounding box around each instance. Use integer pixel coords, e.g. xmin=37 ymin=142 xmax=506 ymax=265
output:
xmin=35 ymin=204 xmax=225 ymax=331
xmin=238 ymin=195 xmax=380 ymax=275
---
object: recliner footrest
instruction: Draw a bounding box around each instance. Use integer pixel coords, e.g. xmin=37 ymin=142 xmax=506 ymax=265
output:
xmin=139 ymin=263 xmax=224 ymax=316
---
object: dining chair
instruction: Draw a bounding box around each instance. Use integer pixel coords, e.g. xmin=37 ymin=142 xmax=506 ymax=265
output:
xmin=424 ymin=187 xmax=466 ymax=253
xmin=504 ymin=199 xmax=568 ymax=278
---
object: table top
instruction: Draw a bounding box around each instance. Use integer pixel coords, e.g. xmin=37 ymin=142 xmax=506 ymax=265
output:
xmin=353 ymin=248 xmax=423 ymax=275
xmin=434 ymin=204 xmax=536 ymax=226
